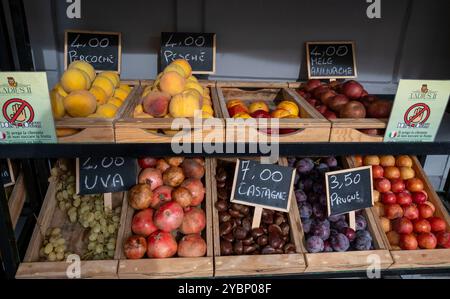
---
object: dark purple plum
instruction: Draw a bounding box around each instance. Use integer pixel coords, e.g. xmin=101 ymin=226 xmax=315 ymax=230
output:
xmin=287 ymin=157 xmax=296 ymax=167
xmin=319 ymin=193 xmax=327 ymax=206
xmin=355 ymin=215 xmax=367 ymax=231
xmin=330 ymin=233 xmax=350 ymax=252
xmin=295 ymin=189 xmax=307 ymax=203
xmin=342 ymin=227 xmax=356 ymax=242
xmin=328 ymin=214 xmax=345 ymax=223
xmin=316 ymin=163 xmax=329 ymax=174
xmin=354 ymin=236 xmax=372 ymax=251
xmin=299 ymin=202 xmax=312 ymax=219
xmin=296 ymin=158 xmax=314 ymax=174
xmin=300 ymin=178 xmax=313 ymax=192
xmin=323 ymin=240 xmax=333 ymax=252
xmin=302 ymin=218 xmax=313 ymax=234
xmin=313 ymin=182 xmax=325 ymax=194
xmin=294 ymin=173 xmax=300 ymax=185
xmin=312 ymin=203 xmax=326 ymax=219
xmin=311 ymin=221 xmax=331 ymax=241
xmin=325 ymin=157 xmax=338 ymax=168
xmin=307 ymin=192 xmax=319 ymax=204
xmin=333 ymin=220 xmax=349 ymax=232
xmin=356 ymin=230 xmax=372 ymax=241
xmin=330 ymin=228 xmax=339 ymax=237
xmin=306 ymin=236 xmax=324 ymax=253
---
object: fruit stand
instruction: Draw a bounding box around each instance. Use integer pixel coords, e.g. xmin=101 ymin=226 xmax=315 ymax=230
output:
xmin=1 ymin=0 xmax=450 ymax=281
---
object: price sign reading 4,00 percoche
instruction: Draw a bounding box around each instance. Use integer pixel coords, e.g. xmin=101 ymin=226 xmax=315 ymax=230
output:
xmin=325 ymin=166 xmax=373 ymax=217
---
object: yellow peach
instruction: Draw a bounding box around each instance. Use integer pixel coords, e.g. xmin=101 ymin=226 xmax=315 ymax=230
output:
xmin=187 ymin=75 xmax=198 ymax=83
xmin=68 ymin=60 xmax=96 ymax=82
xmin=92 ymin=76 xmax=115 ymax=98
xmin=202 ymin=104 xmax=214 ymax=116
xmin=171 ymin=59 xmax=192 ymax=78
xmin=248 ymin=101 xmax=269 ymax=113
xmin=277 ymin=100 xmax=299 ymax=116
xmin=114 ymin=88 xmax=129 ymax=102
xmin=163 ymin=64 xmax=186 ymax=78
xmin=160 ymin=71 xmax=186 ymax=96
xmin=63 ymin=90 xmax=97 ymax=117
xmin=184 ymin=81 xmax=203 ymax=95
xmin=98 ymin=71 xmax=120 ymax=87
xmin=107 ymin=97 xmax=123 ymax=108
xmin=119 ymin=84 xmax=132 ymax=93
xmin=53 ymin=83 xmax=68 ymax=97
xmin=50 ymin=89 xmax=65 ymax=119
xmin=89 ymin=86 xmax=108 ymax=105
xmin=96 ymin=103 xmax=118 ymax=118
xmin=60 ymin=68 xmax=90 ymax=93
xmin=169 ymin=89 xmax=201 ymax=118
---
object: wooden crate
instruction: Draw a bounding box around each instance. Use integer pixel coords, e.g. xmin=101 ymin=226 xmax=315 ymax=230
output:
xmin=354 ymin=156 xmax=450 ymax=269
xmin=215 ymin=82 xmax=331 ymax=143
xmin=16 ymin=169 xmax=128 ymax=279
xmin=211 ymin=158 xmax=306 ymax=277
xmin=115 ymin=80 xmax=225 ymax=143
xmin=56 ymin=80 xmax=140 ymax=143
xmin=8 ymin=173 xmax=26 ymax=229
xmin=288 ymin=82 xmax=388 ymax=142
xmin=117 ymin=159 xmax=214 ymax=278
xmin=294 ymin=157 xmax=393 ymax=272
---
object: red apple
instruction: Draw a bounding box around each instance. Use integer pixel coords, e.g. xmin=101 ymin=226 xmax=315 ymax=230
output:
xmin=381 ymin=191 xmax=397 ymax=204
xmin=417 ymin=232 xmax=437 ymax=249
xmin=372 ymin=165 xmax=384 ymax=179
xmin=250 ymin=110 xmax=271 ymax=118
xmin=375 ymin=178 xmax=391 ymax=193
xmin=390 ymin=179 xmax=405 ymax=193
xmin=436 ymin=232 xmax=450 ymax=248
xmin=406 ymin=178 xmax=424 ymax=192
xmin=396 ymin=191 xmax=412 ymax=206
xmin=413 ymin=219 xmax=431 ymax=233
xmin=418 ymin=204 xmax=434 ymax=219
xmin=138 ymin=157 xmax=158 ymax=169
xmin=402 ymin=204 xmax=419 ymax=220
xmin=393 ymin=217 xmax=413 ymax=234
xmin=399 ymin=234 xmax=418 ymax=250
xmin=428 ymin=217 xmax=446 ymax=232
xmin=411 ymin=191 xmax=427 ymax=204
xmin=384 ymin=203 xmax=404 ymax=220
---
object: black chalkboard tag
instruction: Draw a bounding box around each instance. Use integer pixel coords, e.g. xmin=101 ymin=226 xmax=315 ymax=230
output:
xmin=160 ymin=32 xmax=216 ymax=74
xmin=230 ymin=159 xmax=295 ymax=228
xmin=325 ymin=166 xmax=373 ymax=230
xmin=65 ymin=30 xmax=122 ymax=73
xmin=1 ymin=159 xmax=15 ymax=187
xmin=76 ymin=157 xmax=136 ymax=196
xmin=306 ymin=41 xmax=357 ymax=79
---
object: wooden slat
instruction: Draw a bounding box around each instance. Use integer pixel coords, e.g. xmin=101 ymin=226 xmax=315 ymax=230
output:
xmin=16 ymin=261 xmax=118 ymax=279
xmin=8 ymin=173 xmax=26 ymax=229
xmin=331 ymin=118 xmax=388 ymax=128
xmin=216 ymin=81 xmax=288 ymax=88
xmin=330 ymin=128 xmax=384 ymax=142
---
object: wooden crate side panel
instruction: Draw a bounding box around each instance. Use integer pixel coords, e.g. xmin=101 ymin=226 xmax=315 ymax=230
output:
xmin=216 ymin=81 xmax=288 ymax=88
xmin=330 ymin=128 xmax=384 ymax=142
xmin=115 ymin=127 xmax=224 ymax=143
xmin=8 ymin=173 xmax=26 ymax=229
xmin=57 ymin=127 xmax=115 ymax=143
xmin=16 ymin=261 xmax=118 ymax=279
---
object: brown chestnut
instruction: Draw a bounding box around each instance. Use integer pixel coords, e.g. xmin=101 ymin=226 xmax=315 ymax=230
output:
xmin=251 ymin=228 xmax=264 ymax=239
xmin=219 ymin=221 xmax=233 ymax=236
xmin=217 ymin=181 xmax=226 ymax=188
xmin=241 ymin=218 xmax=252 ymax=232
xmin=274 ymin=213 xmax=285 ymax=226
xmin=262 ymin=214 xmax=273 ymax=224
xmin=222 ymin=233 xmax=234 ymax=243
xmin=243 ymin=245 xmax=257 ymax=254
xmin=268 ymin=224 xmax=282 ymax=235
xmin=233 ymin=241 xmax=244 ymax=255
xmin=283 ymin=243 xmax=296 ymax=253
xmin=215 ymin=200 xmax=228 ymax=212
xmin=220 ymin=240 xmax=233 ymax=255
xmin=261 ymin=246 xmax=276 ymax=254
xmin=228 ymin=209 xmax=242 ymax=218
xmin=257 ymin=235 xmax=268 ymax=246
xmin=215 ymin=169 xmax=227 ymax=182
xmin=240 ymin=206 xmax=250 ymax=216
xmin=233 ymin=227 xmax=248 ymax=240
xmin=218 ymin=189 xmax=228 ymax=200
xmin=242 ymin=236 xmax=254 ymax=246
xmin=219 ymin=211 xmax=231 ymax=223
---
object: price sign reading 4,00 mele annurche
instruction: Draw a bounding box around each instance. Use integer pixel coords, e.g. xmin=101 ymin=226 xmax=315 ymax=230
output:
xmin=325 ymin=166 xmax=373 ymax=217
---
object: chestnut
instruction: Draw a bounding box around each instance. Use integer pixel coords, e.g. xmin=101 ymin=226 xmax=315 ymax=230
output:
xmin=222 ymin=233 xmax=234 ymax=243
xmin=219 ymin=211 xmax=231 ymax=223
xmin=233 ymin=241 xmax=244 ymax=255
xmin=219 ymin=221 xmax=233 ymax=236
xmin=243 ymin=245 xmax=257 ymax=254
xmin=261 ymin=246 xmax=276 ymax=254
xmin=241 ymin=218 xmax=252 ymax=232
xmin=257 ymin=235 xmax=268 ymax=246
xmin=242 ymin=236 xmax=254 ymax=246
xmin=251 ymin=228 xmax=264 ymax=239
xmin=233 ymin=227 xmax=248 ymax=240
xmin=215 ymin=200 xmax=228 ymax=212
xmin=220 ymin=240 xmax=233 ymax=255
xmin=280 ymin=222 xmax=290 ymax=236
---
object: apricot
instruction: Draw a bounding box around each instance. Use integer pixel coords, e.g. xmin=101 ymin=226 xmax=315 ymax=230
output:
xmin=203 ymin=87 xmax=210 ymax=96
xmin=142 ymin=91 xmax=171 ymax=117
xmin=63 ymin=90 xmax=97 ymax=117
xmin=107 ymin=97 xmax=123 ymax=108
xmin=187 ymin=75 xmax=198 ymax=84
xmin=380 ymin=155 xmax=396 ymax=167
xmin=50 ymin=89 xmax=65 ymax=119
xmin=53 ymin=83 xmax=68 ymax=97
xmin=61 ymin=68 xmax=90 ymax=93
xmin=98 ymin=71 xmax=120 ymax=87
xmin=227 ymin=99 xmax=245 ymax=109
xmin=114 ymin=88 xmax=129 ymax=101
xmin=96 ymin=103 xmax=118 ymax=118
xmin=169 ymin=89 xmax=201 ymax=118
xmin=134 ymin=112 xmax=154 ymax=119
xmin=89 ymin=86 xmax=108 ymax=105
xmin=92 ymin=76 xmax=115 ymax=98
xmin=233 ymin=112 xmax=252 ymax=119
xmin=68 ymin=60 xmax=96 ymax=82
xmin=202 ymin=104 xmax=214 ymax=116
xmin=119 ymin=84 xmax=132 ymax=93
xmin=184 ymin=82 xmax=203 ymax=95
xmin=160 ymin=71 xmax=186 ymax=96
xmin=171 ymin=59 xmax=192 ymax=78
xmin=163 ymin=64 xmax=186 ymax=78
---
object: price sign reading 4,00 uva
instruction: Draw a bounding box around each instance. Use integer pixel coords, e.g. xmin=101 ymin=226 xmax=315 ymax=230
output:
xmin=325 ymin=166 xmax=373 ymax=216
xmin=306 ymin=41 xmax=357 ymax=79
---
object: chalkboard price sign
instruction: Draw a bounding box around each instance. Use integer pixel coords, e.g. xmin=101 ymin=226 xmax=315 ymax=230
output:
xmin=1 ymin=159 xmax=14 ymax=187
xmin=65 ymin=30 xmax=122 ymax=73
xmin=76 ymin=157 xmax=136 ymax=195
xmin=230 ymin=159 xmax=295 ymax=212
xmin=160 ymin=32 xmax=216 ymax=74
xmin=325 ymin=166 xmax=373 ymax=217
xmin=306 ymin=41 xmax=357 ymax=79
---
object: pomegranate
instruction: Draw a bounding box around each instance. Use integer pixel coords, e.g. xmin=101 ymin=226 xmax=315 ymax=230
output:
xmin=151 ymin=185 xmax=173 ymax=208
xmin=162 ymin=166 xmax=185 ymax=187
xmin=138 ymin=157 xmax=158 ymax=169
xmin=138 ymin=168 xmax=163 ymax=190
xmin=156 ymin=159 xmax=171 ymax=173
xmin=165 ymin=157 xmax=184 ymax=167
xmin=177 ymin=234 xmax=207 ymax=257
xmin=180 ymin=207 xmax=206 ymax=234
xmin=181 ymin=159 xmax=205 ymax=179
xmin=124 ymin=235 xmax=147 ymax=259
xmin=181 ymin=178 xmax=205 ymax=206
xmin=154 ymin=201 xmax=184 ymax=232
xmin=328 ymin=94 xmax=349 ymax=112
xmin=339 ymin=101 xmax=366 ymax=118
xmin=436 ymin=232 xmax=450 ymax=248
xmin=342 ymin=81 xmax=364 ymax=100
xmin=132 ymin=208 xmax=158 ymax=237
xmin=305 ymin=79 xmax=322 ymax=92
xmin=367 ymin=100 xmax=392 ymax=118
xmin=128 ymin=184 xmax=153 ymax=210
xmin=172 ymin=187 xmax=193 ymax=208
xmin=147 ymin=231 xmax=178 ymax=258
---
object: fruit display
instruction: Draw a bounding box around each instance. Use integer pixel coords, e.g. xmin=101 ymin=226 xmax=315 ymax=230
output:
xmin=296 ymin=80 xmax=393 ymax=135
xmin=50 ymin=60 xmax=131 ymax=119
xmin=133 ymin=59 xmax=213 ymax=120
xmin=123 ymin=157 xmax=208 ymax=259
xmin=359 ymin=155 xmax=449 ymax=250
xmin=37 ymin=161 xmax=122 ymax=261
xmin=226 ymin=98 xmax=300 ymax=120
xmin=288 ymin=156 xmax=375 ymax=253
xmin=214 ymin=160 xmax=297 ymax=256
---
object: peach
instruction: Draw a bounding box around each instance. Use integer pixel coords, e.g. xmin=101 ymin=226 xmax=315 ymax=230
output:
xmin=271 ymin=108 xmax=291 ymax=118
xmin=68 ymin=60 xmax=96 ymax=82
xmin=277 ymin=100 xmax=299 ymax=116
xmin=172 ymin=59 xmax=192 ymax=78
xmin=227 ymin=99 xmax=245 ymax=109
xmin=163 ymin=64 xmax=186 ymax=78
xmin=142 ymin=91 xmax=171 ymax=117
xmin=63 ymin=90 xmax=97 ymax=117
xmin=169 ymin=89 xmax=201 ymax=118
xmin=184 ymin=82 xmax=203 ymax=95
xmin=380 ymin=155 xmax=396 ymax=167
xmin=160 ymin=71 xmax=186 ymax=96
xmin=249 ymin=101 xmax=269 ymax=113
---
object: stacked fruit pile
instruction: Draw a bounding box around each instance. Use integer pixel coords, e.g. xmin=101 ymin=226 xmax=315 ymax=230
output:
xmin=214 ymin=160 xmax=297 ymax=255
xmin=359 ymin=155 xmax=450 ymax=249
xmin=50 ymin=60 xmax=131 ymax=119
xmin=297 ymin=80 xmax=392 ymax=126
xmin=134 ymin=59 xmax=213 ymax=120
xmin=124 ymin=157 xmax=207 ymax=259
xmin=289 ymin=157 xmax=374 ymax=253
xmin=46 ymin=161 xmax=121 ymax=261
xmin=39 ymin=228 xmax=71 ymax=262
